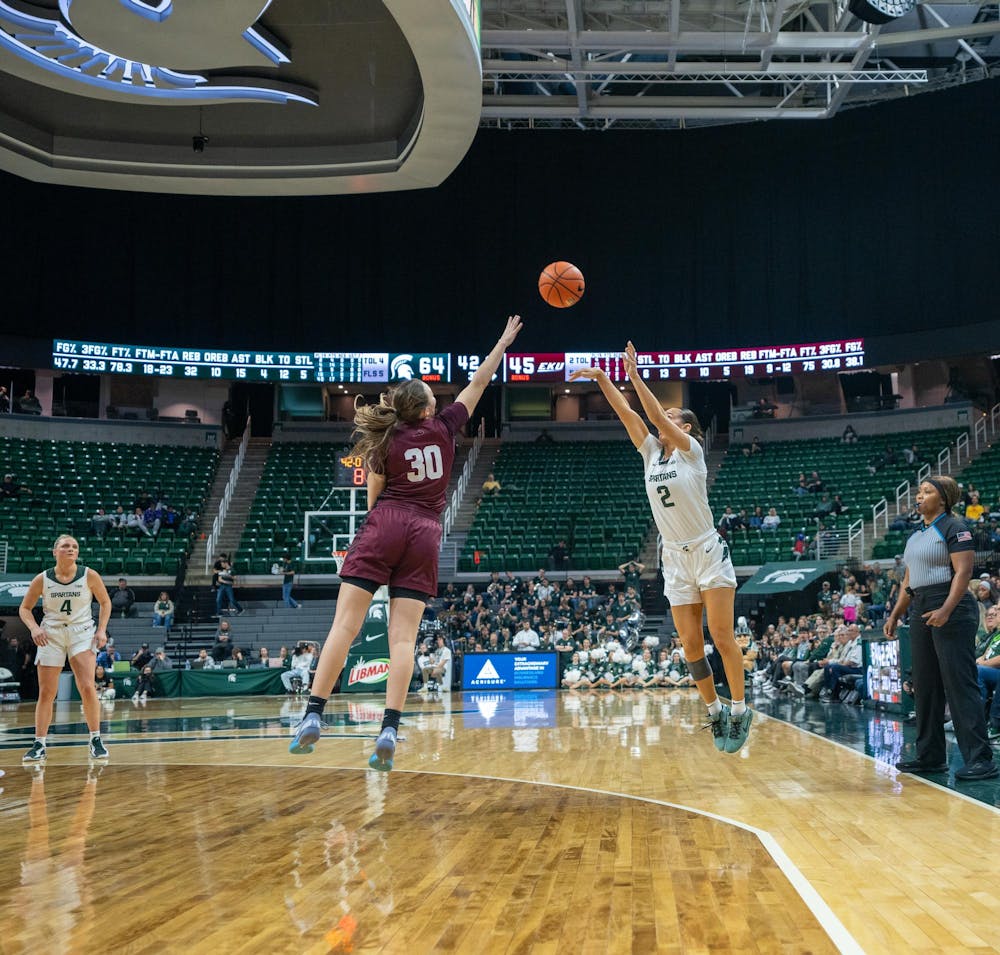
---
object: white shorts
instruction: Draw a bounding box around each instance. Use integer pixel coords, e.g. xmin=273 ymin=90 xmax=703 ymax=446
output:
xmin=35 ymin=623 xmax=97 ymax=668
xmin=662 ymin=533 xmax=737 ymax=606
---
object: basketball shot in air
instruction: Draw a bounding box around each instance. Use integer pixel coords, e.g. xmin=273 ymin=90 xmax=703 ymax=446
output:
xmin=290 ymin=315 xmax=523 ymax=770
xmin=568 ymin=341 xmax=753 ymax=754
xmin=538 ymin=261 xmax=585 ymax=308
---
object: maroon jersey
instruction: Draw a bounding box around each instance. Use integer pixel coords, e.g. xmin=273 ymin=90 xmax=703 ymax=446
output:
xmin=372 ymin=402 xmax=469 ymax=519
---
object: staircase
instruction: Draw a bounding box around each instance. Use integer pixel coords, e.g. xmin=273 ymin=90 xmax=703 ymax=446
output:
xmin=187 ymin=437 xmax=271 ymax=584
xmin=439 ymin=441 xmax=502 ymax=578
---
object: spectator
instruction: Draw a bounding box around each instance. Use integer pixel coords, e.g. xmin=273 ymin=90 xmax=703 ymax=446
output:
xmin=841 ymin=424 xmax=858 ymax=444
xmin=806 ymin=471 xmax=824 ymax=494
xmin=901 ymin=444 xmax=921 ymax=466
xmin=211 ymin=553 xmax=229 ymax=590
xmin=663 ymin=650 xmax=695 ymax=687
xmin=481 ymin=473 xmax=502 ymax=496
xmin=742 ymin=436 xmax=764 ymax=457
xmin=817 ymin=580 xmax=834 ymax=616
xmin=419 ymin=635 xmax=452 ymax=691
xmin=548 ymin=539 xmax=570 ymax=572
xmin=792 ymin=472 xmax=809 ymax=496
xmin=792 ymin=533 xmax=808 ymax=561
xmin=0 ymin=385 xmax=8 ymax=413
xmin=130 ymin=642 xmax=152 ymax=670
xmin=152 ymin=592 xmax=174 ymax=631
xmin=814 ymin=494 xmax=835 ymax=519
xmin=233 ymin=648 xmax=248 ymax=669
xmin=512 ymin=620 xmax=540 ymax=651
xmin=748 ymin=506 xmax=764 ymax=531
xmin=0 ymin=473 xmax=32 ymax=498
xmin=254 ymin=647 xmax=271 ymax=668
xmin=94 ymin=665 xmax=115 ymax=702
xmin=802 ymin=626 xmax=852 ymax=698
xmin=717 ymin=506 xmax=740 ymax=536
xmin=282 ymin=643 xmax=314 ymax=693
xmin=890 ymin=506 xmax=922 ymax=532
xmin=131 ymin=665 xmax=154 ymax=703
xmin=840 ymin=584 xmax=862 ymax=624
xmin=91 ymin=507 xmax=117 ymax=539
xmin=762 ymin=507 xmax=781 ymax=533
xmin=965 ymin=491 xmax=985 ymax=525
xmin=215 ymin=560 xmax=244 ymax=616
xmin=211 ymin=628 xmax=234 ymax=663
xmin=127 ymin=507 xmax=153 ymax=538
xmin=819 ymin=624 xmax=863 ymax=699
xmin=618 ymin=560 xmax=645 ymax=593
xmin=280 ymin=553 xmax=300 ymax=609
xmin=149 ymin=647 xmax=173 ymax=672
xmin=109 ymin=505 xmax=128 ymax=533
xmin=976 ymin=606 xmax=1000 ymax=739
xmin=752 ymin=397 xmax=776 ymax=418
xmin=111 ymin=578 xmax=136 ymax=618
xmin=96 ymin=639 xmax=120 ymax=670
xmin=178 ymin=509 xmax=198 ymax=537
xmin=190 ymin=648 xmax=213 ymax=670
xmin=15 ymin=389 xmax=41 ymax=414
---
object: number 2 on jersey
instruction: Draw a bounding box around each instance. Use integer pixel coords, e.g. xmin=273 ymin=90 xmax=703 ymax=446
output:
xmin=656 ymin=485 xmax=675 ymax=508
xmin=404 ymin=445 xmax=444 ymax=483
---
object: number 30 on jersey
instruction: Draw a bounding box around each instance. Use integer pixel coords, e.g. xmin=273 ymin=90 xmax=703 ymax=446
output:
xmin=404 ymin=445 xmax=444 ymax=482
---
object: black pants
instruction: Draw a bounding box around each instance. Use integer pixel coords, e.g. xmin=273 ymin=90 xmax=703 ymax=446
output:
xmin=909 ymin=588 xmax=992 ymax=767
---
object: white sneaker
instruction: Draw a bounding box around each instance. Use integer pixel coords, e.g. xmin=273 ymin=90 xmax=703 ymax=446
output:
xmin=131 ymin=692 xmax=140 ymax=703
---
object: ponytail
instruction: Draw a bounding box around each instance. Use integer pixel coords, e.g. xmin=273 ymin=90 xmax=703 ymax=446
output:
xmin=350 ymin=379 xmax=432 ymax=471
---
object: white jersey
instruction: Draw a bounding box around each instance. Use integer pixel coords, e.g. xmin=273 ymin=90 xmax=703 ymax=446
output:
xmin=41 ymin=566 xmax=94 ymax=630
xmin=640 ymin=435 xmax=716 ymax=545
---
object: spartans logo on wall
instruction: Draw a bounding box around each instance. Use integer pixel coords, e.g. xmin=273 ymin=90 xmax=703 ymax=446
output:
xmin=347 ymin=657 xmax=390 ymax=687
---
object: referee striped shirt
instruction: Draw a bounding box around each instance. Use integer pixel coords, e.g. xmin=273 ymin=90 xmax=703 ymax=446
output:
xmin=902 ymin=513 xmax=974 ymax=589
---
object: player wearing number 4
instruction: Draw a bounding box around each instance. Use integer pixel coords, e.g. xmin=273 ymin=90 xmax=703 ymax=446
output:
xmin=569 ymin=343 xmax=753 ymax=754
xmin=290 ymin=316 xmax=523 ymax=770
xmin=19 ymin=535 xmax=112 ymax=764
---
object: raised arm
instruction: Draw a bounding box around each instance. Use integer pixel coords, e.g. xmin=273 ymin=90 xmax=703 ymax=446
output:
xmin=567 ymin=367 xmax=649 ymax=450
xmin=455 ymin=315 xmax=523 ymax=416
xmin=623 ymin=341 xmax=691 ymax=452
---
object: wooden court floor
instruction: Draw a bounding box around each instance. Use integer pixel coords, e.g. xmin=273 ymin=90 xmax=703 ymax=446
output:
xmin=1 ymin=690 xmax=999 ymax=954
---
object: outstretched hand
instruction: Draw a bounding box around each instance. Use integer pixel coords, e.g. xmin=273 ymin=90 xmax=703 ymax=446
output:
xmin=623 ymin=340 xmax=638 ymax=378
xmin=499 ymin=315 xmax=523 ymax=348
xmin=568 ymin=367 xmax=605 ymax=382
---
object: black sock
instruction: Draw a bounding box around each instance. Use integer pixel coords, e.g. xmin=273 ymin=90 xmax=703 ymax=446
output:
xmin=381 ymin=708 xmax=401 ymax=733
xmin=305 ymin=695 xmax=327 ymax=717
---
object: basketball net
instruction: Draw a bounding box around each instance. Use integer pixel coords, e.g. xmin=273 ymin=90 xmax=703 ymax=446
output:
xmin=332 ymin=551 xmax=348 ymax=575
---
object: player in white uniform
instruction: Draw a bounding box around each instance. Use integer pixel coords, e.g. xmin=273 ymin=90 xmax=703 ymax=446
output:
xmin=570 ymin=344 xmax=753 ymax=754
xmin=19 ymin=535 xmax=112 ymax=763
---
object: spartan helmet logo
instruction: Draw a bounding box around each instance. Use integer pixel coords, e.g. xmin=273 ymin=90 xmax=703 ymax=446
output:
xmin=228 ymin=673 xmax=237 ymax=683
xmin=390 ymin=355 xmax=415 ymax=380
xmin=761 ymin=568 xmax=816 ymax=585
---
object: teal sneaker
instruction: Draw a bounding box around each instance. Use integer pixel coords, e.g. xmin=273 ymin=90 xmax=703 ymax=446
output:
xmin=368 ymin=727 xmax=397 ymax=772
xmin=704 ymin=705 xmax=730 ymax=752
xmin=289 ymin=713 xmax=322 ymax=755
xmin=724 ymin=707 xmax=754 ymax=754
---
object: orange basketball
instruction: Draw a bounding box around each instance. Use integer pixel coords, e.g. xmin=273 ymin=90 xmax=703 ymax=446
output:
xmin=538 ymin=261 xmax=585 ymax=308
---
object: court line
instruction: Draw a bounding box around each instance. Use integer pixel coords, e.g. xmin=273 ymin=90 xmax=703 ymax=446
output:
xmin=155 ymin=757 xmax=864 ymax=955
xmin=756 ymin=709 xmax=1000 ymax=816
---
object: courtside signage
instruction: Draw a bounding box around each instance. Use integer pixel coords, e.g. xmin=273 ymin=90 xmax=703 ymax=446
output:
xmin=462 ymin=653 xmax=559 ymax=690
xmin=347 ymin=658 xmax=389 ymax=687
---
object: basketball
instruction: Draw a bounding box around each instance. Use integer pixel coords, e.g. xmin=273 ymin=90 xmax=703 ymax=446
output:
xmin=538 ymin=261 xmax=585 ymax=308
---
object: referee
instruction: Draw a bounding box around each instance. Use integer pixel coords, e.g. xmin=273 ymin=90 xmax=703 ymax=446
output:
xmin=885 ymin=475 xmax=998 ymax=781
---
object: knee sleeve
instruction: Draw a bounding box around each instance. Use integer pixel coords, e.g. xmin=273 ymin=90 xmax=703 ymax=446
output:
xmin=687 ymin=656 xmax=713 ymax=680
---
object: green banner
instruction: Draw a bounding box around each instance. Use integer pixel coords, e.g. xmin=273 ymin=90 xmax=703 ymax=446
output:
xmin=737 ymin=560 xmax=840 ymax=596
xmin=181 ymin=668 xmax=285 ymax=696
xmin=342 ymin=594 xmax=390 ymax=693
xmin=0 ymin=574 xmax=34 ymax=609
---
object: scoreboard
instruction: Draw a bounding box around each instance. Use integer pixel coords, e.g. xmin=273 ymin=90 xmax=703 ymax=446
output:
xmin=52 ymin=337 xmax=866 ymax=384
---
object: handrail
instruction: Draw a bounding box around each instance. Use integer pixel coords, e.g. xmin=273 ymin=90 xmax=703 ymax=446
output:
xmin=703 ymin=414 xmax=716 ymax=454
xmin=895 ymin=480 xmax=910 ymax=515
xmin=847 ymin=518 xmax=864 ymax=559
xmin=871 ymin=497 xmax=888 ymax=537
xmin=975 ymin=414 xmax=987 ymax=450
xmin=0 ymin=540 xmax=7 ymax=573
xmin=992 ymin=402 xmax=1000 ymax=438
xmin=955 ymin=432 xmax=969 ymax=467
xmin=916 ymin=462 xmax=931 ymax=485
xmin=443 ymin=419 xmax=485 ymax=541
xmin=937 ymin=446 xmax=951 ymax=475
xmin=204 ymin=418 xmax=251 ymax=573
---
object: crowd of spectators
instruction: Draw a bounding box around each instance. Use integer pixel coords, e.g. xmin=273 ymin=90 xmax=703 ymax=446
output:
xmin=88 ymin=488 xmax=198 ymax=542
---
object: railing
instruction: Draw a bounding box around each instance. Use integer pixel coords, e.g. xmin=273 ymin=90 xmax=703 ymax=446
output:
xmin=847 ymin=518 xmax=865 ymax=559
xmin=916 ymin=462 xmax=931 ymax=485
xmin=955 ymin=431 xmax=969 ymax=467
xmin=0 ymin=540 xmax=7 ymax=573
xmin=895 ymin=480 xmax=910 ymax=515
xmin=936 ymin=446 xmax=952 ymax=475
xmin=992 ymin=402 xmax=1000 ymax=439
xmin=817 ymin=518 xmax=864 ymax=560
xmin=203 ymin=418 xmax=251 ymax=573
xmin=442 ymin=419 xmax=485 ymax=541
xmin=871 ymin=497 xmax=888 ymax=537
xmin=703 ymin=415 xmax=716 ymax=454
xmin=975 ymin=413 xmax=987 ymax=450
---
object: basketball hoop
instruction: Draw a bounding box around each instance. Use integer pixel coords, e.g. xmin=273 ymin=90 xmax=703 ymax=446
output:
xmin=332 ymin=551 xmax=348 ymax=574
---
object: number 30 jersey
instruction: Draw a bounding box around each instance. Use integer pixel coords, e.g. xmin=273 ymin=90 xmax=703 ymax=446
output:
xmin=373 ymin=402 xmax=469 ymax=520
xmin=41 ymin=567 xmax=94 ymax=630
xmin=640 ymin=434 xmax=717 ymax=546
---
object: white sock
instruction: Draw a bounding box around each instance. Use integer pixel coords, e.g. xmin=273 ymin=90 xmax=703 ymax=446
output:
xmin=91 ymin=733 xmax=101 ymax=742
xmin=707 ymin=699 xmax=722 ymax=717
xmin=731 ymin=699 xmax=747 ymax=716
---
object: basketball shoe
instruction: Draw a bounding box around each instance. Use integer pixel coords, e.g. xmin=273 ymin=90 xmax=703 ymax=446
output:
xmin=704 ymin=705 xmax=730 ymax=753
xmin=289 ymin=713 xmax=322 ymax=755
xmin=22 ymin=740 xmax=46 ymax=763
xmin=725 ymin=708 xmax=754 ymax=754
xmin=89 ymin=737 xmax=109 ymax=760
xmin=368 ymin=727 xmax=397 ymax=772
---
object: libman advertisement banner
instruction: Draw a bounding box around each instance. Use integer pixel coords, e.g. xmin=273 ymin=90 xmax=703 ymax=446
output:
xmin=342 ymin=593 xmax=390 ymax=693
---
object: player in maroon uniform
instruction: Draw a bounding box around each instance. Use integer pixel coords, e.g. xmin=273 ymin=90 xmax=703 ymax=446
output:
xmin=290 ymin=315 xmax=522 ymax=768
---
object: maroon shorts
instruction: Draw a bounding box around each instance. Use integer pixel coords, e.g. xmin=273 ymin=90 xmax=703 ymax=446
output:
xmin=338 ymin=504 xmax=442 ymax=598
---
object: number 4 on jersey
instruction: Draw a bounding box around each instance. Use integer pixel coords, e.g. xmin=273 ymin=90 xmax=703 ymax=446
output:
xmin=60 ymin=599 xmax=72 ymax=615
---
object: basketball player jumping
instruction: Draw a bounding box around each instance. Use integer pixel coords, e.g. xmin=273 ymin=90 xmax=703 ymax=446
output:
xmin=290 ymin=315 xmax=523 ymax=769
xmin=568 ymin=343 xmax=753 ymax=753
xmin=20 ymin=535 xmax=112 ymax=763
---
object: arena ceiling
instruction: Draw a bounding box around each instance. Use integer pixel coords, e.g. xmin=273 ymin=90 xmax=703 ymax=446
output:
xmin=481 ymin=0 xmax=1000 ymax=127
xmin=0 ymin=0 xmax=995 ymax=194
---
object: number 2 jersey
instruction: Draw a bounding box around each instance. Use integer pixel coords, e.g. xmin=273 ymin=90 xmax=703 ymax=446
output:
xmin=372 ymin=402 xmax=469 ymax=520
xmin=41 ymin=566 xmax=95 ymax=631
xmin=639 ymin=434 xmax=717 ymax=545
